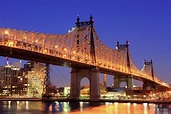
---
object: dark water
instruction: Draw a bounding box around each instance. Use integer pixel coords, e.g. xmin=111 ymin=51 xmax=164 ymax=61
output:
xmin=0 ymin=101 xmax=171 ymax=114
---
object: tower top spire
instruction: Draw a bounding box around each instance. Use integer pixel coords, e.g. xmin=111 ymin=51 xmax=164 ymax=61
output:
xmin=75 ymin=15 xmax=80 ymax=27
xmin=126 ymin=40 xmax=129 ymax=48
xmin=90 ymin=14 xmax=94 ymax=26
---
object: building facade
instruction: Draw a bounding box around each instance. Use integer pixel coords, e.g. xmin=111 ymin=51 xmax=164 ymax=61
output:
xmin=0 ymin=61 xmax=24 ymax=96
xmin=0 ymin=60 xmax=46 ymax=98
xmin=23 ymin=61 xmax=46 ymax=98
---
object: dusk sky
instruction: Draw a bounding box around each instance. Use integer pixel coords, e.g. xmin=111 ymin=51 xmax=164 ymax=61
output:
xmin=0 ymin=0 xmax=171 ymax=87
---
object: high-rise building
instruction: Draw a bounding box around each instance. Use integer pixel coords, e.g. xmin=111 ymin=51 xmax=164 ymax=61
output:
xmin=0 ymin=59 xmax=46 ymax=98
xmin=23 ymin=61 xmax=46 ymax=98
xmin=0 ymin=66 xmax=5 ymax=95
xmin=0 ymin=60 xmax=23 ymax=96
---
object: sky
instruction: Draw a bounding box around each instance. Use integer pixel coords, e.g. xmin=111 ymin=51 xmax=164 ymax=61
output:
xmin=0 ymin=0 xmax=171 ymax=87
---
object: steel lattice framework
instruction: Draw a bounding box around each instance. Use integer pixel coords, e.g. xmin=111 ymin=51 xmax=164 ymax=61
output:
xmin=0 ymin=17 xmax=169 ymax=88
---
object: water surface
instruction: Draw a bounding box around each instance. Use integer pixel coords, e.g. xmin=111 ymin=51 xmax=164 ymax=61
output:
xmin=0 ymin=101 xmax=170 ymax=114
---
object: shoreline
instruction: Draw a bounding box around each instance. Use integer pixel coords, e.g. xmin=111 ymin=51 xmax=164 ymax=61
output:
xmin=0 ymin=98 xmax=170 ymax=104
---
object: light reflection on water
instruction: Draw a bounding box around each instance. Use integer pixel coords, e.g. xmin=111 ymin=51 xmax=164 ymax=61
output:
xmin=0 ymin=101 xmax=170 ymax=114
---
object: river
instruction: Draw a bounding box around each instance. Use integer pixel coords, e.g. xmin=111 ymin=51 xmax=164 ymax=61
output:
xmin=0 ymin=101 xmax=170 ymax=114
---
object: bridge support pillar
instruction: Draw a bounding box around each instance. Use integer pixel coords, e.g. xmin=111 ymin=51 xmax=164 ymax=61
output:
xmin=143 ymin=82 xmax=156 ymax=90
xmin=69 ymin=67 xmax=100 ymax=101
xmin=114 ymin=75 xmax=133 ymax=89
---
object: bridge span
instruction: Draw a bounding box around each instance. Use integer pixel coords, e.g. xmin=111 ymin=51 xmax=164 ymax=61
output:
xmin=0 ymin=16 xmax=169 ymax=101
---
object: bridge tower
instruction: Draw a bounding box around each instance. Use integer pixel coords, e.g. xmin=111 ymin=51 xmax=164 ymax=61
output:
xmin=142 ymin=60 xmax=156 ymax=90
xmin=69 ymin=15 xmax=100 ymax=101
xmin=114 ymin=41 xmax=133 ymax=89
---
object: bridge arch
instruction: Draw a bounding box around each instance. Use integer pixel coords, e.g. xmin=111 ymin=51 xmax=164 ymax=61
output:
xmin=80 ymin=77 xmax=90 ymax=99
xmin=119 ymin=81 xmax=127 ymax=88
xmin=114 ymin=75 xmax=133 ymax=89
xmin=70 ymin=67 xmax=100 ymax=101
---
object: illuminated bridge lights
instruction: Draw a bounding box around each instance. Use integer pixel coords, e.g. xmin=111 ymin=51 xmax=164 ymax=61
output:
xmin=0 ymin=18 xmax=169 ymax=90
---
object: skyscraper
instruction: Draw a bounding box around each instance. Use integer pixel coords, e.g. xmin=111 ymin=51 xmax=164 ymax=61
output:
xmin=0 ymin=60 xmax=23 ymax=96
xmin=23 ymin=61 xmax=46 ymax=98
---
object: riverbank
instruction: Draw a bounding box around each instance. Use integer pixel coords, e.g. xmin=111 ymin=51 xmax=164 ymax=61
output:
xmin=0 ymin=98 xmax=170 ymax=104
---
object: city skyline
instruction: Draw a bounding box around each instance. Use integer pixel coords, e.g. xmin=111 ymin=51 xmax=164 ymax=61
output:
xmin=0 ymin=0 xmax=171 ymax=87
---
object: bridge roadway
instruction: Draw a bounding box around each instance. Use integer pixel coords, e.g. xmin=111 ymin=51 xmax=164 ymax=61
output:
xmin=0 ymin=19 xmax=169 ymax=90
xmin=0 ymin=44 xmax=168 ymax=89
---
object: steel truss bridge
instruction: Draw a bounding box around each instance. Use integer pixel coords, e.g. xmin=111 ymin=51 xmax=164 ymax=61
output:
xmin=0 ymin=16 xmax=169 ymax=89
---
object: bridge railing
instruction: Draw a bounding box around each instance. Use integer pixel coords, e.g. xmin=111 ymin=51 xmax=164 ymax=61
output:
xmin=0 ymin=27 xmax=97 ymax=64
